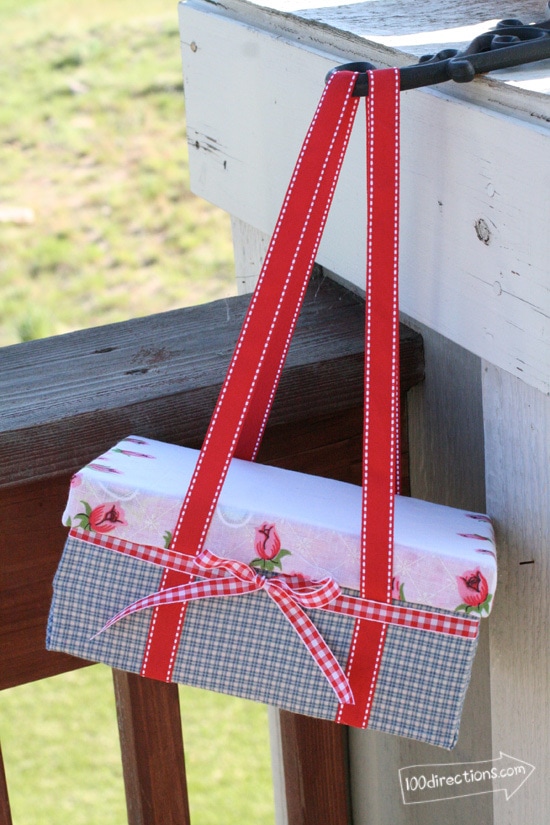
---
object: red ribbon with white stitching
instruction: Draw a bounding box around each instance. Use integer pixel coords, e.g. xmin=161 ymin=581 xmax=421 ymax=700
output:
xmin=139 ymin=68 xmax=402 ymax=728
xmin=337 ymin=68 xmax=400 ymax=727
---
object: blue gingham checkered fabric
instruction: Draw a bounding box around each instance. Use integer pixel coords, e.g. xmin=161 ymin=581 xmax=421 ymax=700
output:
xmin=368 ymin=620 xmax=478 ymax=748
xmin=47 ymin=535 xmax=478 ymax=748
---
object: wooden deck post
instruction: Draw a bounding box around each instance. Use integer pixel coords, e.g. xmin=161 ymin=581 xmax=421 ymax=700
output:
xmin=113 ymin=673 xmax=191 ymax=825
xmin=0 ymin=746 xmax=13 ymax=825
xmin=278 ymin=712 xmax=350 ymax=825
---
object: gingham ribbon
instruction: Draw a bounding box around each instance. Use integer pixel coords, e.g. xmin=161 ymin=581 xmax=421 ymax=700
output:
xmin=91 ymin=543 xmax=354 ymax=706
xmin=74 ymin=528 xmax=480 ymax=641
xmin=325 ymin=593 xmax=479 ymax=638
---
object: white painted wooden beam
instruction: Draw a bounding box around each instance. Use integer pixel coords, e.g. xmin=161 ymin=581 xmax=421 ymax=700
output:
xmin=180 ymin=0 xmax=550 ymax=394
xmin=483 ymin=363 xmax=550 ymax=822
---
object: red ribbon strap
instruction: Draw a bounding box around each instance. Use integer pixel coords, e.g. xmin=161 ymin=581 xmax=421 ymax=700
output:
xmin=137 ymin=67 xmax=403 ymax=728
xmin=336 ymin=67 xmax=401 ymax=727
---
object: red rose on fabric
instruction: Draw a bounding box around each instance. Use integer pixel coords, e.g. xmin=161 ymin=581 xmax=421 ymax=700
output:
xmin=457 ymin=569 xmax=489 ymax=607
xmin=254 ymin=523 xmax=281 ymax=560
xmin=250 ymin=523 xmax=291 ymax=572
xmin=89 ymin=503 xmax=127 ymax=533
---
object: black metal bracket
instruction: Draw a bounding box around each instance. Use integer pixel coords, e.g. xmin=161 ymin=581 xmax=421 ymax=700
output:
xmin=327 ymin=17 xmax=550 ymax=94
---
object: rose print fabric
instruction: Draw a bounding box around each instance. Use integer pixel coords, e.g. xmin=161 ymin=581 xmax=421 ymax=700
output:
xmin=63 ymin=436 xmax=497 ymax=616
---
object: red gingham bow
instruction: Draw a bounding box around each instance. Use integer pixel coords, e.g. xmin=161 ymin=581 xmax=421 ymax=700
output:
xmin=93 ymin=547 xmax=354 ymax=706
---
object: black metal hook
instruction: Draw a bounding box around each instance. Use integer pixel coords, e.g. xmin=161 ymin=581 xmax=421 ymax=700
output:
xmin=327 ymin=17 xmax=550 ymax=94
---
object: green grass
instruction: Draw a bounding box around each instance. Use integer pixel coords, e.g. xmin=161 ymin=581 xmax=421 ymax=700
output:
xmin=0 ymin=666 xmax=275 ymax=825
xmin=0 ymin=0 xmax=236 ymax=346
xmin=0 ymin=2 xmax=272 ymax=822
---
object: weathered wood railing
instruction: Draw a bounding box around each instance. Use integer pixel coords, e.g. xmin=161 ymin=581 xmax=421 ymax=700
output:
xmin=0 ymin=272 xmax=423 ymax=825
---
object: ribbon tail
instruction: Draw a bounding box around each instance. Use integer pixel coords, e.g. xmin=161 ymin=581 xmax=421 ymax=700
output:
xmin=267 ymin=582 xmax=354 ymax=706
xmin=91 ymin=577 xmax=258 ymax=640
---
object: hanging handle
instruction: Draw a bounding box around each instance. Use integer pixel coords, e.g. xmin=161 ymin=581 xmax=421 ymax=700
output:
xmin=141 ymin=69 xmax=402 ymax=693
xmin=327 ymin=17 xmax=550 ymax=94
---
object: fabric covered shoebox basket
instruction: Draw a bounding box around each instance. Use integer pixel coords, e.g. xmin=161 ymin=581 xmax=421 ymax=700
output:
xmin=47 ymin=69 xmax=497 ymax=749
xmin=48 ymin=436 xmax=496 ymax=748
